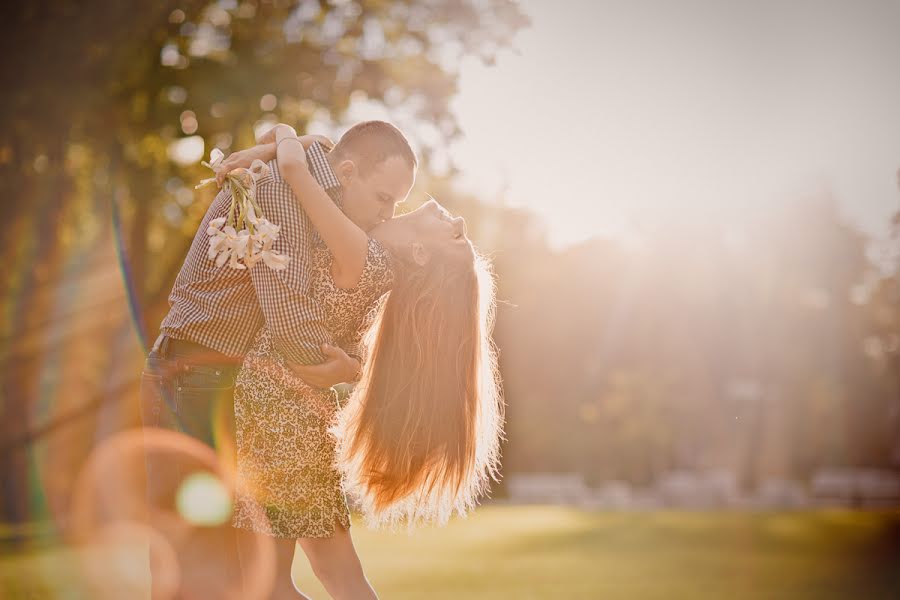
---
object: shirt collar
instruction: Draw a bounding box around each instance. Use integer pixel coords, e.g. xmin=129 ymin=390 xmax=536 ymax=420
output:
xmin=305 ymin=141 xmax=343 ymax=205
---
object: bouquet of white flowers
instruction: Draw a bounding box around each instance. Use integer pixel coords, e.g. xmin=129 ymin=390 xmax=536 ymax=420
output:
xmin=195 ymin=148 xmax=290 ymax=271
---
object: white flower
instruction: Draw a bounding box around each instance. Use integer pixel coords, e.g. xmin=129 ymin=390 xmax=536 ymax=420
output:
xmin=255 ymin=218 xmax=281 ymax=244
xmin=208 ymin=226 xmax=237 ymax=268
xmin=195 ymin=177 xmax=217 ymax=189
xmin=206 ymin=216 xmax=226 ymax=235
xmin=261 ymin=248 xmax=290 ymax=270
xmin=248 ymin=158 xmax=270 ymax=181
xmin=244 ymin=240 xmax=264 ymax=268
xmin=215 ymin=245 xmax=231 ymax=268
xmin=232 ymin=229 xmax=252 ymax=259
xmin=210 ymin=148 xmax=225 ymax=169
xmin=228 ymin=247 xmax=247 ymax=270
xmin=197 ymin=149 xmax=288 ymax=272
xmin=244 ymin=202 xmax=259 ymax=226
xmin=206 ymin=216 xmax=229 ymax=257
xmin=252 ymin=234 xmax=288 ymax=270
xmin=207 ymin=231 xmax=229 ymax=260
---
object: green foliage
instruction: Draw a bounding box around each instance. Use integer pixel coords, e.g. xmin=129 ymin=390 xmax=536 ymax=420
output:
xmin=0 ymin=0 xmax=528 ymax=338
xmin=0 ymin=0 xmax=528 ymax=527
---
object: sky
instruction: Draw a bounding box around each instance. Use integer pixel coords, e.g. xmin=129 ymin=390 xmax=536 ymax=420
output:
xmin=447 ymin=0 xmax=900 ymax=248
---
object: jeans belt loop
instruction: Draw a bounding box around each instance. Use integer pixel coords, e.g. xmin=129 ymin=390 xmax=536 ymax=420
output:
xmin=150 ymin=333 xmax=164 ymax=356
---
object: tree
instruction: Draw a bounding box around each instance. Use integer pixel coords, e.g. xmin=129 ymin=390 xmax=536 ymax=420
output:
xmin=0 ymin=0 xmax=527 ymax=527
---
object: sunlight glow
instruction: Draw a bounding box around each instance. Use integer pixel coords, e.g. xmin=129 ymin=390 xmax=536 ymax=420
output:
xmin=448 ymin=0 xmax=900 ymax=248
xmin=176 ymin=472 xmax=232 ymax=526
xmin=168 ymin=135 xmax=205 ymax=167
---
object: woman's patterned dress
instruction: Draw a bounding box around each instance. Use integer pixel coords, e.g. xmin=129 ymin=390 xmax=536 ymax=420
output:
xmin=231 ymin=238 xmax=391 ymax=538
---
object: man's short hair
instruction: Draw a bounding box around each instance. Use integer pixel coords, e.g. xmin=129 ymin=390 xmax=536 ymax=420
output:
xmin=331 ymin=120 xmax=417 ymax=176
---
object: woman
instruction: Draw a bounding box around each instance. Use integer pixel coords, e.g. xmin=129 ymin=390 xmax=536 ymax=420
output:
xmin=231 ymin=124 xmax=503 ymax=599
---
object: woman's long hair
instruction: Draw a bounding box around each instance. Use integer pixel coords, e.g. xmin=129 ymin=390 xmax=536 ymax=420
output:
xmin=330 ymin=244 xmax=504 ymax=530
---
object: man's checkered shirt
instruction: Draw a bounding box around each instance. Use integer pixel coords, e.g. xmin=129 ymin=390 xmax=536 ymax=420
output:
xmin=159 ymin=142 xmax=363 ymax=365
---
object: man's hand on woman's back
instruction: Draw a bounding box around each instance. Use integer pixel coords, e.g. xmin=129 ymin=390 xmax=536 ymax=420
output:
xmin=288 ymin=343 xmax=361 ymax=389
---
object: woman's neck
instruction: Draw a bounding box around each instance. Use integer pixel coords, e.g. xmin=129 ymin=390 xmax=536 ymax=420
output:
xmin=367 ymin=220 xmax=412 ymax=258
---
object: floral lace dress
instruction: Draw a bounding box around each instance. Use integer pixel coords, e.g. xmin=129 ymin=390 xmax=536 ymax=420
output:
xmin=231 ymin=238 xmax=392 ymax=538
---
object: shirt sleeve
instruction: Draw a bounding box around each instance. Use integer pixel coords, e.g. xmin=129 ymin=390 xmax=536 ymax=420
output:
xmin=248 ymin=160 xmax=333 ymax=365
xmin=341 ymin=338 xmax=365 ymax=365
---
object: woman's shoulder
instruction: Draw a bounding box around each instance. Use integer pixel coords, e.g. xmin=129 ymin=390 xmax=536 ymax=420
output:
xmin=365 ymin=238 xmax=393 ymax=286
xmin=321 ymin=237 xmax=392 ymax=295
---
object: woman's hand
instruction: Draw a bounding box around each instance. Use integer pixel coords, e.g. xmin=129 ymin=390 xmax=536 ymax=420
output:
xmin=256 ymin=122 xmax=295 ymax=144
xmin=213 ymin=125 xmax=334 ymax=186
xmin=214 ymin=143 xmax=276 ymax=186
xmin=274 ymin=125 xmax=309 ymax=171
xmin=259 ymin=122 xmax=333 ymax=149
xmin=298 ymin=134 xmax=334 ymax=151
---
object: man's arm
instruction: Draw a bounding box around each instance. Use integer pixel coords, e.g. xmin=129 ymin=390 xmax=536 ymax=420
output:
xmin=288 ymin=343 xmax=360 ymax=388
xmin=339 ymin=295 xmax=385 ymax=370
xmin=213 ymin=130 xmax=334 ymax=187
xmin=342 ymin=339 xmax=365 ymax=367
xmin=248 ymin=166 xmax=334 ymax=365
xmin=248 ymin=159 xmax=358 ymax=387
xmin=229 ymin=136 xmax=353 ymax=387
xmin=275 ymin=129 xmax=369 ymax=287
xmin=288 ymin=299 xmax=382 ymax=388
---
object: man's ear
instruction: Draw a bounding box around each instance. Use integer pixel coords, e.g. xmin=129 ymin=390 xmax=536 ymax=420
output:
xmin=337 ymin=159 xmax=356 ymax=185
xmin=411 ymin=242 xmax=430 ymax=267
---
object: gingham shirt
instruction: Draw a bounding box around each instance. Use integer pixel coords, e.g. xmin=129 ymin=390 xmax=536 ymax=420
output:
xmin=160 ymin=142 xmax=362 ymax=365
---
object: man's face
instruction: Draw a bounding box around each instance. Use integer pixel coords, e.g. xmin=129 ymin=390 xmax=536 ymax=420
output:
xmin=338 ymin=155 xmax=415 ymax=232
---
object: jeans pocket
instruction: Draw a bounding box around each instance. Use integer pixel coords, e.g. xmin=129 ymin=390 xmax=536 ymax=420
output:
xmin=173 ymin=381 xmax=236 ymax=448
xmin=177 ymin=363 xmax=236 ymax=389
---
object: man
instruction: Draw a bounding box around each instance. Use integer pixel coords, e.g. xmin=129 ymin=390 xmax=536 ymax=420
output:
xmin=139 ymin=120 xmax=417 ymax=598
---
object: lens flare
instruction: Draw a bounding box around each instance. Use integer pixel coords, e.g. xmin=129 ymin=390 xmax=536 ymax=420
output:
xmin=76 ymin=520 xmax=180 ymax=600
xmin=176 ymin=472 xmax=232 ymax=526
xmin=67 ymin=427 xmax=277 ymax=599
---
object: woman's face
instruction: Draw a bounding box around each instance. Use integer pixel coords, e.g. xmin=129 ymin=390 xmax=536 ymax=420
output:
xmin=370 ymin=199 xmax=471 ymax=261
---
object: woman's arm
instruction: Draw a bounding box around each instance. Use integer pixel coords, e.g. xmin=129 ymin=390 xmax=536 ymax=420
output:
xmin=214 ymin=143 xmax=275 ymax=186
xmin=274 ymin=125 xmax=369 ymax=289
xmin=214 ymin=124 xmax=334 ymax=186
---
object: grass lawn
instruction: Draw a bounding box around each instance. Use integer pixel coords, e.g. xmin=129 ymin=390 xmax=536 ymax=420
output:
xmin=3 ymin=505 xmax=899 ymax=599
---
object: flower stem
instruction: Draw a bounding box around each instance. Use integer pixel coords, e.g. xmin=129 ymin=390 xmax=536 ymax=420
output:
xmin=226 ymin=179 xmax=237 ymax=228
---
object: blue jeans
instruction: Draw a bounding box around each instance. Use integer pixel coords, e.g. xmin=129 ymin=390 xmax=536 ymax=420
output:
xmin=139 ymin=335 xmax=244 ymax=598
